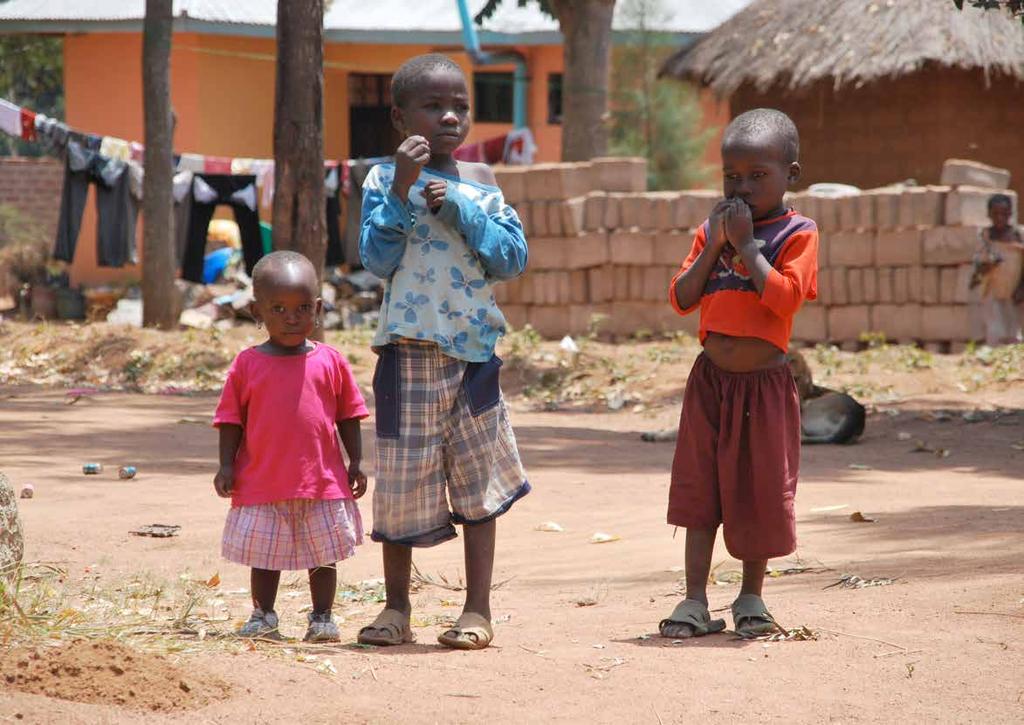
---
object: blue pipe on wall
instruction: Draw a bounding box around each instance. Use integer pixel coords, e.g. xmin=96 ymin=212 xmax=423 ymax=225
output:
xmin=456 ymin=0 xmax=528 ymax=128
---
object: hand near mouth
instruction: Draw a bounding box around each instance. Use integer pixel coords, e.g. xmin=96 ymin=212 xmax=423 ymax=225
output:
xmin=393 ymin=135 xmax=431 ymax=201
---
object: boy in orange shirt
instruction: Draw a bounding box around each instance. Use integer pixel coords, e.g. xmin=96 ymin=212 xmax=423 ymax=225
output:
xmin=659 ymin=109 xmax=818 ymax=639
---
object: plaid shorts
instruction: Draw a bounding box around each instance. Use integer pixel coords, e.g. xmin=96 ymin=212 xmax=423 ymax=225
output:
xmin=222 ymin=498 xmax=364 ymax=570
xmin=370 ymin=341 xmax=530 ymax=547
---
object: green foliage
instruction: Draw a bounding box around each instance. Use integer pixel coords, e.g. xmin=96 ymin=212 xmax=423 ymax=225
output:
xmin=0 ymin=35 xmax=64 ymax=157
xmin=609 ymin=0 xmax=714 ymax=190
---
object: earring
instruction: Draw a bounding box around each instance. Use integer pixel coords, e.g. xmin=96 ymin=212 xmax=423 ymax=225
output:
xmin=256 ymin=320 xmax=263 ymax=329
xmin=315 ymin=318 xmax=321 ymax=328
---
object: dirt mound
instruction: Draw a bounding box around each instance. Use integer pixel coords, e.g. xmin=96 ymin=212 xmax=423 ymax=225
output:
xmin=1 ymin=639 xmax=230 ymax=712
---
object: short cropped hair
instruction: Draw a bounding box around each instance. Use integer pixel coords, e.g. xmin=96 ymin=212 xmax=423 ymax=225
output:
xmin=252 ymin=250 xmax=316 ymax=296
xmin=722 ymin=108 xmax=800 ymax=164
xmin=988 ymin=193 xmax=1013 ymax=210
xmin=391 ymin=53 xmax=465 ymax=108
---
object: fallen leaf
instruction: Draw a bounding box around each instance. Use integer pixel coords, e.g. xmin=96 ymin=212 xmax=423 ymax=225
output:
xmin=849 ymin=511 xmax=876 ymax=523
xmin=535 ymin=521 xmax=565 ymax=533
xmin=825 ymin=574 xmax=896 ymax=589
xmin=896 ymin=431 xmax=912 ymax=441
xmin=205 ymin=573 xmax=221 ymax=588
xmin=316 ymin=659 xmax=338 ymax=675
xmin=590 ymin=532 xmax=620 ymax=544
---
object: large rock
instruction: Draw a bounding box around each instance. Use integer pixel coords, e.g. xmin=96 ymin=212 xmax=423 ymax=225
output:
xmin=0 ymin=471 xmax=24 ymax=575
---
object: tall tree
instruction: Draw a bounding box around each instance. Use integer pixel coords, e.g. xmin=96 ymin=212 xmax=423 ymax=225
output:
xmin=141 ymin=0 xmax=178 ymax=328
xmin=610 ymin=0 xmax=713 ymax=190
xmin=272 ymin=0 xmax=326 ymax=279
xmin=477 ymin=0 xmax=616 ymax=161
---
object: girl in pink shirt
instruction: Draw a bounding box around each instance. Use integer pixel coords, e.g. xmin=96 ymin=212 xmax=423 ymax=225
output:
xmin=213 ymin=251 xmax=369 ymax=642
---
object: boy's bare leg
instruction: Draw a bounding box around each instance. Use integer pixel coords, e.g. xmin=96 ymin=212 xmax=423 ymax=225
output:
xmin=461 ymin=518 xmax=496 ymax=620
xmin=684 ymin=526 xmax=717 ymax=605
xmin=741 ymin=559 xmax=767 ymax=599
xmin=382 ymin=542 xmax=413 ymax=615
xmin=660 ymin=526 xmax=717 ymax=638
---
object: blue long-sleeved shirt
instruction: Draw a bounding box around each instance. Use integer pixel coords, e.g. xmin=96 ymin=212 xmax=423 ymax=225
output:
xmin=359 ymin=163 xmax=528 ymax=362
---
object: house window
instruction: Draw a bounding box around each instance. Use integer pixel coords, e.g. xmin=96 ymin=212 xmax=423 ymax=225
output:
xmin=548 ymin=73 xmax=563 ymax=125
xmin=473 ymin=72 xmax=514 ymax=123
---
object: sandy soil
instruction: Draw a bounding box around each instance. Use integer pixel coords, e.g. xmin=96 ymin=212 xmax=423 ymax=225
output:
xmin=1 ymin=337 xmax=1023 ymax=723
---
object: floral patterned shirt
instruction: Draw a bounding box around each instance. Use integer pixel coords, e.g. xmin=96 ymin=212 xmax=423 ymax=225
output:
xmin=359 ymin=163 xmax=528 ymax=362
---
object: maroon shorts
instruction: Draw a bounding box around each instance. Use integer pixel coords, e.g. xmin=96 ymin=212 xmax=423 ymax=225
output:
xmin=668 ymin=353 xmax=800 ymax=561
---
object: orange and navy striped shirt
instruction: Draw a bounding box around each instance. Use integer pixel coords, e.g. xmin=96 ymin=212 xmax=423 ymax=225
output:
xmin=669 ymin=209 xmax=818 ymax=353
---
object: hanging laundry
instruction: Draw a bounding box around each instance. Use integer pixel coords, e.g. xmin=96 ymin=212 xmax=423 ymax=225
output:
xmin=182 ymin=174 xmax=263 ymax=284
xmin=177 ymin=153 xmax=205 ymax=173
xmin=324 ymin=165 xmax=344 ymax=266
xmin=503 ymin=127 xmax=537 ymax=165
xmin=203 ymin=156 xmax=232 ymax=174
xmin=34 ymin=114 xmax=69 ymax=155
xmin=253 ymin=159 xmax=275 ymax=208
xmin=100 ymin=136 xmax=131 ymax=162
xmin=231 ymin=157 xmax=258 ymax=175
xmin=482 ymin=135 xmax=506 ymax=164
xmin=19 ymin=109 xmax=36 ymax=142
xmin=129 ymin=141 xmax=145 ymax=163
xmin=0 ymin=99 xmax=20 ymax=138
xmin=172 ymin=170 xmax=194 ymax=265
xmin=53 ymin=140 xmax=138 ymax=268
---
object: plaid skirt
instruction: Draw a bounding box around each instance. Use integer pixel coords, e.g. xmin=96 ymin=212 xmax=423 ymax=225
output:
xmin=222 ymin=498 xmax=363 ymax=571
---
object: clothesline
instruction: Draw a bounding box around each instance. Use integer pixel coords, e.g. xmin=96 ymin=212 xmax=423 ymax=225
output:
xmin=1 ymin=95 xmax=536 ymax=184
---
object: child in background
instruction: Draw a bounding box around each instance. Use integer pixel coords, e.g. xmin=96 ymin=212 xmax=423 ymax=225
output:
xmin=357 ymin=54 xmax=529 ymax=650
xmin=661 ymin=109 xmax=818 ymax=639
xmin=970 ymin=193 xmax=1023 ymax=345
xmin=213 ymin=250 xmax=369 ymax=642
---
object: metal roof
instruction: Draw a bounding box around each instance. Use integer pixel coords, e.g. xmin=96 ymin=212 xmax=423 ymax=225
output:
xmin=0 ymin=0 xmax=754 ymax=42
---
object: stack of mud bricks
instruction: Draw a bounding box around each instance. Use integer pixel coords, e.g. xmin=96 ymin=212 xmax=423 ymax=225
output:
xmin=791 ymin=159 xmax=1015 ymax=349
xmin=493 ymin=157 xmax=718 ymax=339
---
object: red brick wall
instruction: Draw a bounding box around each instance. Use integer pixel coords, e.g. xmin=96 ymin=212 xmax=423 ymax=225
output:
xmin=730 ymin=67 xmax=1024 ymax=198
xmin=0 ymin=157 xmax=63 ymax=246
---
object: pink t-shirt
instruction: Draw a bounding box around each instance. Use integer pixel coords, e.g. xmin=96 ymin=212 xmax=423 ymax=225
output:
xmin=213 ymin=343 xmax=369 ymax=507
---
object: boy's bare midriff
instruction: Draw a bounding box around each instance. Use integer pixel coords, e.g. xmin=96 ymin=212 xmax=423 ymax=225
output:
xmin=703 ymin=332 xmax=786 ymax=373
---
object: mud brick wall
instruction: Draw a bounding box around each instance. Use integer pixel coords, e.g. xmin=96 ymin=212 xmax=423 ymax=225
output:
xmin=0 ymin=157 xmax=64 ymax=304
xmin=0 ymin=157 xmax=64 ymax=244
xmin=496 ymin=157 xmax=1014 ymax=347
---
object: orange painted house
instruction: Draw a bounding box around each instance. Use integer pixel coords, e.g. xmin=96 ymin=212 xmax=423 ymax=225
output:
xmin=0 ymin=0 xmax=748 ymax=285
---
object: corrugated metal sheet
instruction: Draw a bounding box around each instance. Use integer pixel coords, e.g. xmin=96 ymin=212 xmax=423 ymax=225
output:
xmin=0 ymin=0 xmax=753 ymax=35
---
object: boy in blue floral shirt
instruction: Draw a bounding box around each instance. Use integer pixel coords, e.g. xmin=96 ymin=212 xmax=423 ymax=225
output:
xmin=357 ymin=54 xmax=530 ymax=651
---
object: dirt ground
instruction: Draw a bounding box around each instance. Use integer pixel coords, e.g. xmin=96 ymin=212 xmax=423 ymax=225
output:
xmin=1 ymin=323 xmax=1023 ymax=723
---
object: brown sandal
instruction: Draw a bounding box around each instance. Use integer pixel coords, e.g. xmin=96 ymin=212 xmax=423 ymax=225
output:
xmin=357 ymin=608 xmax=415 ymax=646
xmin=437 ymin=612 xmax=493 ymax=650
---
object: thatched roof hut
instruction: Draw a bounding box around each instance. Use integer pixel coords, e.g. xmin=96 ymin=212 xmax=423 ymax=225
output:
xmin=662 ymin=0 xmax=1024 ymax=93
xmin=661 ymin=0 xmax=1024 ymax=194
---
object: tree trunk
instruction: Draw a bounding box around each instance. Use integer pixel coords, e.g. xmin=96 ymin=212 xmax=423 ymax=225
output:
xmin=141 ymin=0 xmax=178 ymax=328
xmin=552 ymin=0 xmax=616 ymax=161
xmin=272 ymin=0 xmax=326 ymax=279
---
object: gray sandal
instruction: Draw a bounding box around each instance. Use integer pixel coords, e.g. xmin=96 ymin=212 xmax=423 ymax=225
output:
xmin=659 ymin=599 xmax=727 ymax=638
xmin=731 ymin=594 xmax=777 ymax=638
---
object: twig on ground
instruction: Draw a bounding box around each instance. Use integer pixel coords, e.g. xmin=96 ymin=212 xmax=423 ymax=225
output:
xmin=819 ymin=628 xmax=910 ymax=651
xmin=653 ymin=705 xmax=665 ymax=725
xmin=953 ymin=610 xmax=1024 ymax=619
xmin=875 ymin=648 xmax=923 ymax=659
